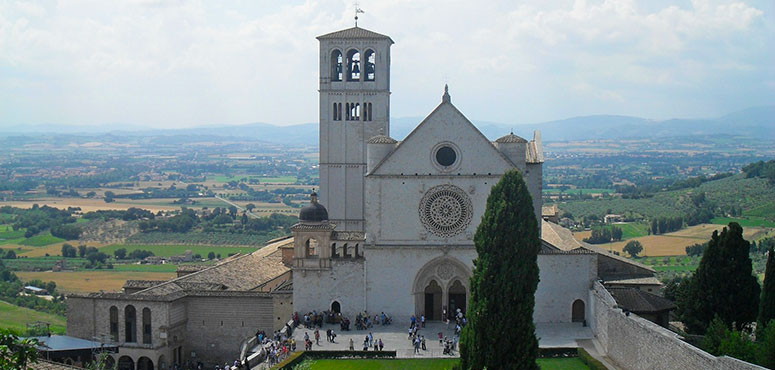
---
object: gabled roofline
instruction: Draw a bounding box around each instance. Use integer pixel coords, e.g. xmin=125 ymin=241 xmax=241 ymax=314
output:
xmin=367 ymin=99 xmax=518 ymax=175
xmin=317 ymin=26 xmax=394 ymax=43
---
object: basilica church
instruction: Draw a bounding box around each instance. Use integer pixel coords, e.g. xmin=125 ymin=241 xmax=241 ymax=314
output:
xmin=66 ymin=25 xmax=660 ymax=370
xmin=290 ymin=26 xmax=653 ymax=325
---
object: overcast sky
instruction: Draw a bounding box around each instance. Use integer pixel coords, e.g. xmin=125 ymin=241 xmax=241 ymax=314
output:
xmin=0 ymin=0 xmax=773 ymax=129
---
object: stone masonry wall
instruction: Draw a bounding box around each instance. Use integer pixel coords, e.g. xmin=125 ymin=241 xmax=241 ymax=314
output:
xmin=591 ymin=282 xmax=766 ymax=370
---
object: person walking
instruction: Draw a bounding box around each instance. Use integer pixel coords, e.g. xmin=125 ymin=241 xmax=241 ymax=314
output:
xmin=421 ymin=335 xmax=426 ymax=350
xmin=349 ymin=337 xmax=354 ymax=351
xmin=314 ymin=329 xmax=320 ymax=345
xmin=378 ymin=338 xmax=384 ymax=351
xmin=421 ymin=314 xmax=425 ymax=328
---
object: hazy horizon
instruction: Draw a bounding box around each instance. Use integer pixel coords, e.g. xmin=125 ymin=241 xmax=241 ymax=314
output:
xmin=1 ymin=0 xmax=773 ymax=129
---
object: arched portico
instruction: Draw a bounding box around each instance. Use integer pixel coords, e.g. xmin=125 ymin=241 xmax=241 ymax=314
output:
xmin=413 ymin=257 xmax=471 ymax=320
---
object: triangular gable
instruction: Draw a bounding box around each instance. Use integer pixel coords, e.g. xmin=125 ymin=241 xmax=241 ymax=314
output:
xmin=370 ymin=101 xmax=516 ymax=175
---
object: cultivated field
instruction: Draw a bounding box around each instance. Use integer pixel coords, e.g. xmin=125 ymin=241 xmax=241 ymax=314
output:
xmin=16 ymin=270 xmax=176 ymax=293
xmin=573 ymin=224 xmax=774 ymax=256
xmin=0 ymin=300 xmax=66 ymax=334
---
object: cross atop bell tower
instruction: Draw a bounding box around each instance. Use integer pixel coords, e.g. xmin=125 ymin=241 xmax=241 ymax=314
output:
xmin=316 ymin=26 xmax=393 ymax=232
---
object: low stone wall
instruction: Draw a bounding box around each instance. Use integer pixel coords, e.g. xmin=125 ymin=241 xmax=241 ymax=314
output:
xmin=590 ymin=282 xmax=766 ymax=370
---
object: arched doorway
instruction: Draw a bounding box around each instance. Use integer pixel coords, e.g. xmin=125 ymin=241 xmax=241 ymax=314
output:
xmin=424 ymin=280 xmax=442 ymax=320
xmin=101 ymin=355 xmax=116 ymax=369
xmin=331 ymin=301 xmax=341 ymax=314
xmin=118 ymin=355 xmax=134 ymax=370
xmin=157 ymin=355 xmax=167 ymax=370
xmin=572 ymin=299 xmax=586 ymax=324
xmin=413 ymin=257 xmax=471 ymax=320
xmin=448 ymin=280 xmax=466 ymax=320
xmin=137 ymin=357 xmax=154 ymax=370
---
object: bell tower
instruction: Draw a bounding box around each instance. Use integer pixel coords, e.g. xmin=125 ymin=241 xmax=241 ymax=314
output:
xmin=317 ymin=27 xmax=393 ymax=232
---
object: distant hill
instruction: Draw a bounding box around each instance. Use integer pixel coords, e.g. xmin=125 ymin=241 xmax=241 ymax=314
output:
xmin=2 ymin=106 xmax=772 ymax=144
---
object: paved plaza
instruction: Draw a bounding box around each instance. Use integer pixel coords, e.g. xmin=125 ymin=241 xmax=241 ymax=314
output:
xmin=290 ymin=321 xmax=595 ymax=358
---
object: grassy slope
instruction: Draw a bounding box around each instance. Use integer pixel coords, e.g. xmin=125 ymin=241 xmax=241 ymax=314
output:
xmin=0 ymin=300 xmax=66 ymax=334
xmin=307 ymin=358 xmax=588 ymax=370
xmin=558 ymin=175 xmax=775 ymax=220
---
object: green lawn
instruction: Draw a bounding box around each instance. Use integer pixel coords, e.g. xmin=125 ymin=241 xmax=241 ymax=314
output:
xmin=101 ymin=244 xmax=259 ymax=258
xmin=19 ymin=233 xmax=66 ymax=247
xmin=710 ymin=217 xmax=775 ymax=228
xmin=0 ymin=300 xmax=66 ymax=335
xmin=305 ymin=358 xmax=589 ymax=369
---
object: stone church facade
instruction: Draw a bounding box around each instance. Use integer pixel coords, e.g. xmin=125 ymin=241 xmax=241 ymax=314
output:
xmin=292 ymin=26 xmax=602 ymax=326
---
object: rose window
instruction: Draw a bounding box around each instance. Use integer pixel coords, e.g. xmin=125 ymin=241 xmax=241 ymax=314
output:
xmin=419 ymin=185 xmax=473 ymax=237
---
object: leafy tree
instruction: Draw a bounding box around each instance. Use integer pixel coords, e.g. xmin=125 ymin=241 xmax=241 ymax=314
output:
xmin=86 ymin=191 xmax=96 ymax=198
xmin=104 ymin=191 xmax=115 ymax=203
xmin=61 ymin=243 xmax=77 ymax=258
xmin=758 ymin=319 xmax=775 ymax=369
xmin=85 ymin=352 xmax=117 ymax=370
xmin=719 ymin=331 xmax=758 ymax=363
xmin=127 ymin=250 xmax=154 ymax=260
xmin=759 ymin=247 xmax=775 ymax=333
xmin=113 ymin=248 xmax=127 ymax=260
xmin=245 ymin=203 xmax=256 ymax=212
xmin=2 ymin=250 xmax=15 ymax=260
xmin=460 ymin=170 xmax=540 ymax=370
xmin=702 ymin=316 xmax=729 ymax=355
xmin=677 ymin=223 xmax=760 ymax=333
xmin=78 ymin=245 xmax=88 ymax=258
xmin=207 ymin=252 xmax=215 ymax=260
xmin=0 ymin=328 xmax=39 ymax=369
xmin=623 ymin=240 xmax=644 ymax=258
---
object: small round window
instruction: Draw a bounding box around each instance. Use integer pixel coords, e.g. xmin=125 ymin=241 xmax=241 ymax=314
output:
xmin=435 ymin=146 xmax=457 ymax=167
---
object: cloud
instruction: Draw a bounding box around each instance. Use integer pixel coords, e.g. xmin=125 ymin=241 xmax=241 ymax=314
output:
xmin=0 ymin=0 xmax=772 ymax=128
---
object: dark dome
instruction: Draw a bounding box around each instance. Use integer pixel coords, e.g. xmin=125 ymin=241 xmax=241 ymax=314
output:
xmin=299 ymin=192 xmax=328 ymax=222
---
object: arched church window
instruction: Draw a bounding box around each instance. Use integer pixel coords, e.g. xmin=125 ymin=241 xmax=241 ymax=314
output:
xmin=125 ymin=305 xmax=137 ymax=343
xmin=346 ymin=49 xmax=360 ymax=81
xmin=109 ymin=306 xmax=118 ymax=342
xmin=364 ymin=49 xmax=375 ymax=81
xmin=338 ymin=103 xmax=343 ymax=121
xmin=332 ymin=103 xmax=337 ymax=121
xmin=142 ymin=307 xmax=152 ymax=344
xmin=345 ymin=103 xmax=350 ymax=121
xmin=354 ymin=243 xmax=359 ymax=258
xmin=305 ymin=238 xmax=319 ymax=257
xmin=331 ymin=243 xmax=338 ymax=258
xmin=367 ymin=103 xmax=372 ymax=121
xmin=331 ymin=50 xmax=343 ymax=82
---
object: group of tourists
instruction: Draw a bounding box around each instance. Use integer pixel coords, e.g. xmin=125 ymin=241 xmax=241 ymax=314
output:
xmin=347 ymin=331 xmax=385 ymax=351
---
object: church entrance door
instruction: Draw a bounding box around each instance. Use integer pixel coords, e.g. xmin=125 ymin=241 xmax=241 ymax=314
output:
xmin=424 ymin=280 xmax=442 ymax=320
xmin=448 ymin=280 xmax=466 ymax=320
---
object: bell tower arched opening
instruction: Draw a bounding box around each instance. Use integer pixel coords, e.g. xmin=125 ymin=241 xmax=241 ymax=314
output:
xmin=331 ymin=49 xmax=343 ymax=82
xmin=364 ymin=49 xmax=375 ymax=81
xmin=346 ymin=49 xmax=361 ymax=81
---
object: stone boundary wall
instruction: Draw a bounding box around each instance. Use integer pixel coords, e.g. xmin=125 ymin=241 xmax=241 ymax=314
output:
xmin=590 ymin=282 xmax=766 ymax=370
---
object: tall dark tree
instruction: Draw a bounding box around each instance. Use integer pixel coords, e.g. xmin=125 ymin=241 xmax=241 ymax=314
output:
xmin=677 ymin=222 xmax=760 ymax=333
xmin=759 ymin=247 xmax=775 ymax=332
xmin=460 ymin=170 xmax=540 ymax=370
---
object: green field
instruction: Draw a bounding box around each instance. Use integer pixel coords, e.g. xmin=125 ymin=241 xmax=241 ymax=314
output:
xmin=111 ymin=263 xmax=182 ymax=272
xmin=304 ymin=358 xmax=589 ymax=370
xmin=100 ymin=244 xmax=259 ymax=258
xmin=19 ymin=232 xmax=66 ymax=247
xmin=544 ymin=188 xmax=613 ymax=194
xmin=0 ymin=300 xmax=66 ymax=335
xmin=208 ymin=175 xmax=297 ymax=183
xmin=710 ymin=217 xmax=775 ymax=228
xmin=559 ymin=175 xmax=775 ymax=220
xmin=600 ymin=222 xmax=649 ymax=240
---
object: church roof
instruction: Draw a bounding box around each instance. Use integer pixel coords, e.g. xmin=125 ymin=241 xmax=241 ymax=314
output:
xmin=607 ymin=287 xmax=676 ymax=313
xmin=317 ymin=27 xmax=394 ymax=43
xmin=541 ymin=220 xmax=655 ymax=273
xmin=495 ymin=133 xmax=528 ymax=143
xmin=367 ymin=135 xmax=398 ymax=144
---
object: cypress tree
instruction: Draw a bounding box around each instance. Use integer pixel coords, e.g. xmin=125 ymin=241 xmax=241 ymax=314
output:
xmin=677 ymin=222 xmax=760 ymax=333
xmin=460 ymin=169 xmax=540 ymax=370
xmin=759 ymin=247 xmax=775 ymax=332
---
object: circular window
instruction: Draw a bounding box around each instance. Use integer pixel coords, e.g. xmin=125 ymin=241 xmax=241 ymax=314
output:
xmin=435 ymin=146 xmax=457 ymax=167
xmin=419 ymin=185 xmax=473 ymax=237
